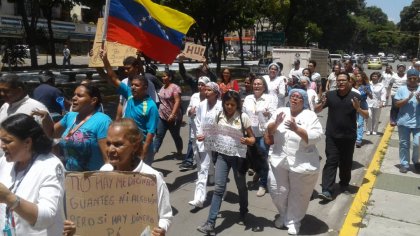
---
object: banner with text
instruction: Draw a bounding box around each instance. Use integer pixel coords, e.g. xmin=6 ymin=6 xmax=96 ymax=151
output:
xmin=89 ymin=18 xmax=138 ymax=67
xmin=203 ymin=124 xmax=247 ymax=157
xmin=65 ymin=171 xmax=158 ymax=236
xmin=182 ymin=42 xmax=206 ymax=61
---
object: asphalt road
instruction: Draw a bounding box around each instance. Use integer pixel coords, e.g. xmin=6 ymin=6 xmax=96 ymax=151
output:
xmin=16 ymin=56 xmax=411 ymax=235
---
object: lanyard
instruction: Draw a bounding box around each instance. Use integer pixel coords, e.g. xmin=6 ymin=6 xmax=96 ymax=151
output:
xmin=65 ymin=114 xmax=93 ymax=139
xmin=3 ymin=156 xmax=36 ymax=236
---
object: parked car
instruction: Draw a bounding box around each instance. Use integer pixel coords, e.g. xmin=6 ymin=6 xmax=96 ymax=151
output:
xmin=380 ymin=56 xmax=388 ymax=66
xmin=398 ymin=54 xmax=408 ymax=61
xmin=329 ymin=54 xmax=343 ymax=66
xmin=342 ymin=54 xmax=351 ymax=60
xmin=367 ymin=57 xmax=382 ymax=70
xmin=351 ymin=54 xmax=365 ymax=64
xmin=386 ymin=54 xmax=395 ymax=63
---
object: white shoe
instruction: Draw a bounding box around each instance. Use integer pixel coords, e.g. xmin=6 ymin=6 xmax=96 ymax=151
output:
xmin=256 ymin=186 xmax=267 ymax=197
xmin=366 ymin=131 xmax=371 ymax=136
xmin=287 ymin=223 xmax=300 ymax=235
xmin=372 ymin=131 xmax=377 ymax=135
xmin=188 ymin=200 xmax=203 ymax=208
xmin=274 ymin=216 xmax=284 ymax=229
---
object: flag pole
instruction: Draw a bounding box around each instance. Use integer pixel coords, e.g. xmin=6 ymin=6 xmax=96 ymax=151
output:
xmin=102 ymin=0 xmax=111 ymax=49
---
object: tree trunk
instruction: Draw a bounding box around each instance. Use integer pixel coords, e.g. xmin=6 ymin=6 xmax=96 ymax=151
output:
xmin=238 ymin=28 xmax=244 ymax=67
xmin=45 ymin=7 xmax=57 ymax=65
xmin=216 ymin=33 xmax=224 ymax=74
xmin=17 ymin=0 xmax=39 ymax=68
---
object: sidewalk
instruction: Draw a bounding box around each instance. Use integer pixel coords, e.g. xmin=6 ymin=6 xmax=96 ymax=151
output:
xmin=340 ymin=125 xmax=420 ymax=236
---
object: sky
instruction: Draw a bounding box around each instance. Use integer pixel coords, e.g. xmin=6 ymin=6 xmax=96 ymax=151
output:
xmin=365 ymin=0 xmax=412 ymax=23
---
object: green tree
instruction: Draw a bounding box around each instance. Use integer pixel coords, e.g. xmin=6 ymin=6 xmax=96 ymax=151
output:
xmin=399 ymin=0 xmax=420 ymax=57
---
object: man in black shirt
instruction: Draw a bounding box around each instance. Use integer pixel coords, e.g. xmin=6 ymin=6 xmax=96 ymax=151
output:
xmin=315 ymin=72 xmax=368 ymax=201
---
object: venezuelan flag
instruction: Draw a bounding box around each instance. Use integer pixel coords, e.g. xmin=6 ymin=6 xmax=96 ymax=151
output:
xmin=107 ymin=0 xmax=195 ymax=64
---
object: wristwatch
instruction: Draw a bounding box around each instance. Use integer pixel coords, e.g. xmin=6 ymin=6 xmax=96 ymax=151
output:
xmin=9 ymin=196 xmax=20 ymax=210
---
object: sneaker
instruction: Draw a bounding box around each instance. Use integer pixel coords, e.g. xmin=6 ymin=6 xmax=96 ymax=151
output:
xmin=372 ymin=131 xmax=377 ymax=135
xmin=188 ymin=200 xmax=203 ymax=208
xmin=355 ymin=142 xmax=361 ymax=148
xmin=247 ymin=169 xmax=255 ymax=176
xmin=390 ymin=122 xmax=397 ymax=127
xmin=366 ymin=131 xmax=371 ymax=136
xmin=179 ymin=162 xmax=195 ymax=171
xmin=197 ymin=222 xmax=215 ymax=235
xmin=319 ymin=191 xmax=333 ymax=201
xmin=287 ymin=223 xmax=300 ymax=235
xmin=399 ymin=166 xmax=409 ymax=173
xmin=273 ymin=215 xmax=285 ymax=229
xmin=256 ymin=186 xmax=267 ymax=197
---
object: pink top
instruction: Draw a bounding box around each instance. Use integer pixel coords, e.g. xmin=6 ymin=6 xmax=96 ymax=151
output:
xmin=158 ymin=83 xmax=182 ymax=121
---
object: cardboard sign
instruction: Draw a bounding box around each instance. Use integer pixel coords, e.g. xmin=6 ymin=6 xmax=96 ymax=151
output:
xmin=182 ymin=42 xmax=206 ymax=61
xmin=65 ymin=171 xmax=158 ymax=236
xmin=89 ymin=18 xmax=138 ymax=67
xmin=203 ymin=124 xmax=247 ymax=157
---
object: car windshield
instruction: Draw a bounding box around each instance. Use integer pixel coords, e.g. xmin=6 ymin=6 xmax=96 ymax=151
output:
xmin=370 ymin=58 xmax=380 ymax=62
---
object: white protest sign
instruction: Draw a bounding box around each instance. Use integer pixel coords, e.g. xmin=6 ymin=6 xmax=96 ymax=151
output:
xmin=182 ymin=42 xmax=206 ymax=61
xmin=65 ymin=171 xmax=158 ymax=236
xmin=203 ymin=124 xmax=247 ymax=157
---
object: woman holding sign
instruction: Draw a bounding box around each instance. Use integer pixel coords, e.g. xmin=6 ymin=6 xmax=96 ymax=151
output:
xmin=242 ymin=77 xmax=277 ymax=197
xmin=197 ymin=91 xmax=255 ymax=235
xmin=0 ymin=114 xmax=65 ymax=235
xmin=63 ymin=118 xmax=172 ymax=236
xmin=265 ymin=89 xmax=323 ymax=235
xmin=189 ymin=82 xmax=222 ymax=208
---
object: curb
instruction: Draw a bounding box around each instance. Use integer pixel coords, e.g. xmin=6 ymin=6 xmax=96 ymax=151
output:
xmin=339 ymin=124 xmax=395 ymax=236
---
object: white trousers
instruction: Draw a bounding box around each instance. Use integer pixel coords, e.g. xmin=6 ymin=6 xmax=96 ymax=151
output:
xmin=268 ymin=162 xmax=318 ymax=227
xmin=367 ymin=107 xmax=381 ymax=133
xmin=193 ymin=151 xmax=215 ymax=203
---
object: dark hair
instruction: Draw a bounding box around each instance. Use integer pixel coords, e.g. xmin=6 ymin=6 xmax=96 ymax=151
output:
xmin=302 ymin=68 xmax=312 ymax=77
xmin=370 ymin=71 xmax=381 ymax=80
xmin=0 ymin=114 xmax=52 ymax=154
xmin=253 ymin=77 xmax=269 ymax=94
xmin=337 ymin=72 xmax=350 ymax=81
xmin=222 ymin=90 xmax=242 ymax=114
xmin=221 ymin=68 xmax=231 ymax=82
xmin=145 ymin=64 xmax=157 ymax=76
xmin=359 ymin=71 xmax=369 ymax=85
xmin=0 ymin=73 xmax=25 ymax=90
xmin=354 ymin=64 xmax=363 ymax=72
xmin=309 ymin=60 xmax=317 ymax=67
xmin=123 ymin=56 xmax=141 ymax=67
xmin=132 ymin=75 xmax=148 ymax=88
xmin=77 ymin=84 xmax=103 ymax=109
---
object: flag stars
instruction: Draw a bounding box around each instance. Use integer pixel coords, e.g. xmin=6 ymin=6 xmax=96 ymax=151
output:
xmin=142 ymin=17 xmax=147 ymax=22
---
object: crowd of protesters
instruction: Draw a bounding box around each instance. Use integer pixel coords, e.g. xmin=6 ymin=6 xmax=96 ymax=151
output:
xmin=0 ymin=50 xmax=417 ymax=236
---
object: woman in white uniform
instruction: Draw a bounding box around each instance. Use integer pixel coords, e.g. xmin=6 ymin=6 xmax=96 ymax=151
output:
xmin=63 ymin=118 xmax=172 ymax=236
xmin=189 ymin=82 xmax=223 ymax=208
xmin=0 ymin=114 xmax=65 ymax=235
xmin=266 ymin=89 xmax=323 ymax=235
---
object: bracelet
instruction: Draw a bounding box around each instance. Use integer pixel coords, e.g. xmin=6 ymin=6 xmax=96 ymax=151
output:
xmin=9 ymin=195 xmax=20 ymax=211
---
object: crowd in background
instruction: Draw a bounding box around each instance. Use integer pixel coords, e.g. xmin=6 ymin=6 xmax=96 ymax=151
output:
xmin=0 ymin=51 xmax=418 ymax=236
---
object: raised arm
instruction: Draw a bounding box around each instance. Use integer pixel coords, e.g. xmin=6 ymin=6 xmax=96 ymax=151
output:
xmin=99 ymin=49 xmax=121 ymax=88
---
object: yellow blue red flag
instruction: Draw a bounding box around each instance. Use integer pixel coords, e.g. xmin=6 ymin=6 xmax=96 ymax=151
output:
xmin=107 ymin=0 xmax=195 ymax=64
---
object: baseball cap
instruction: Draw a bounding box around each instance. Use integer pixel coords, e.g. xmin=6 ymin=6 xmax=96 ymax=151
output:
xmin=39 ymin=70 xmax=55 ymax=83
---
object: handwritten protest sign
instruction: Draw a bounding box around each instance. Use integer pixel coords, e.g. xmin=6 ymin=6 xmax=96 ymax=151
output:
xmin=65 ymin=171 xmax=158 ymax=236
xmin=182 ymin=42 xmax=206 ymax=61
xmin=89 ymin=18 xmax=138 ymax=67
xmin=203 ymin=124 xmax=247 ymax=157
